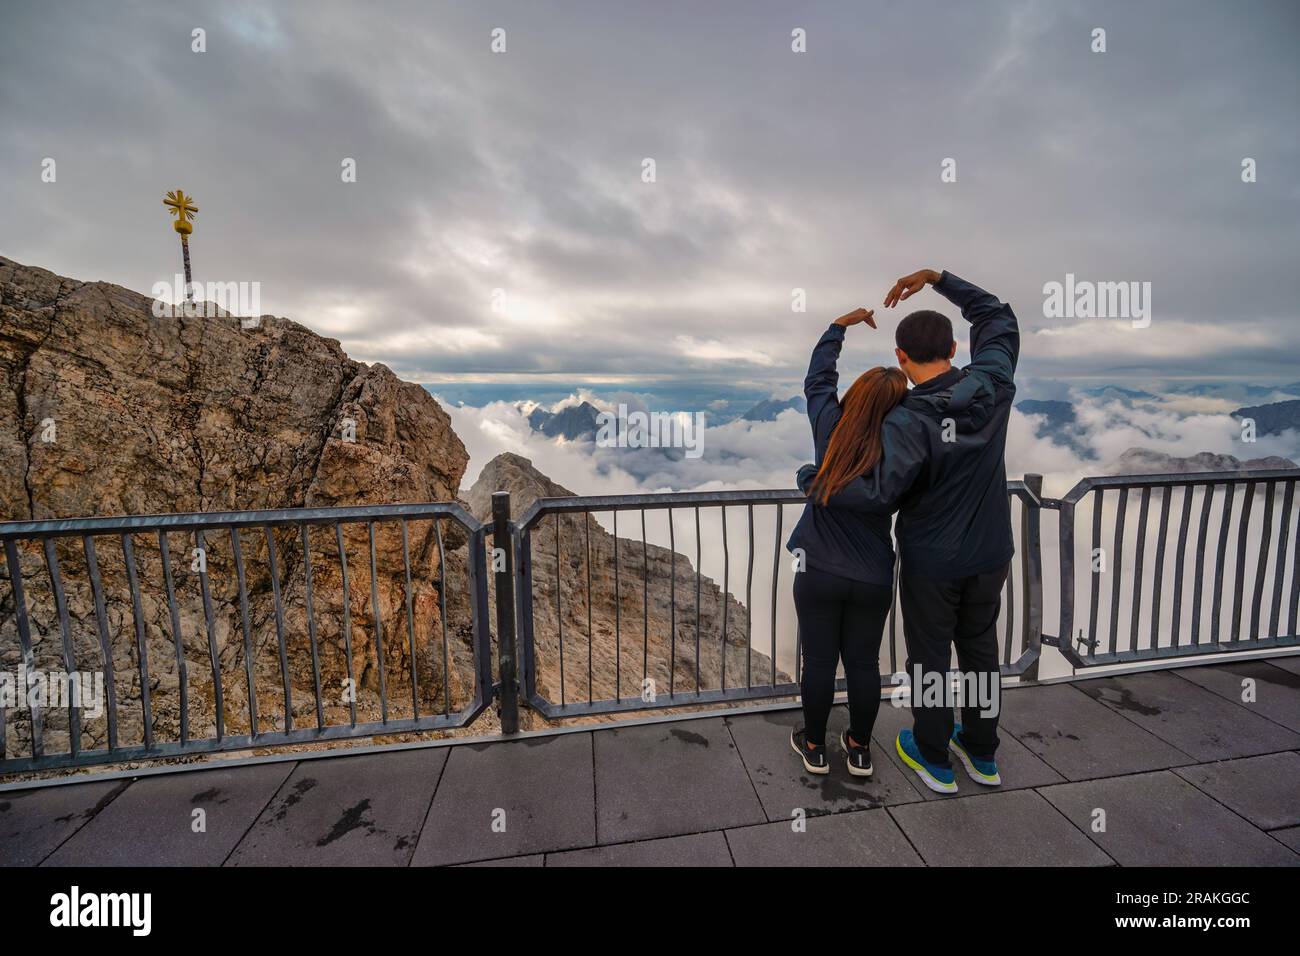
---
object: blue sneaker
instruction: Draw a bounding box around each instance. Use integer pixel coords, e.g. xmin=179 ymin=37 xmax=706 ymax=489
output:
xmin=896 ymin=729 xmax=957 ymax=794
xmin=949 ymin=725 xmax=1001 ymax=786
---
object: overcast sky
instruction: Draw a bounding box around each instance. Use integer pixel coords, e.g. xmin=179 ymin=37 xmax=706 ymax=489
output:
xmin=3 ymin=0 xmax=1298 ymax=404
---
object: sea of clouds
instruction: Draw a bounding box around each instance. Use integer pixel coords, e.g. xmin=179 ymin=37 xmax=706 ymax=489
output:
xmin=439 ymin=387 xmax=1300 ymax=501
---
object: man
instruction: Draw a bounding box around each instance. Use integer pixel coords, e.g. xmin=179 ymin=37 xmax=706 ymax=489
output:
xmin=797 ymin=268 xmax=1019 ymax=793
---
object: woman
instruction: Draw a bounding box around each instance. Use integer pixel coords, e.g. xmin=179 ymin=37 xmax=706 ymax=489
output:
xmin=786 ymin=307 xmax=907 ymax=778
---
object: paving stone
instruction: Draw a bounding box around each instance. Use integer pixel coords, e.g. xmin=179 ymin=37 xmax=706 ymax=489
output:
xmin=226 ymin=748 xmax=446 ymax=866
xmin=889 ymin=788 xmax=1111 ymax=866
xmin=593 ymin=717 xmax=766 ymax=844
xmin=997 ymin=682 xmax=1192 ymax=780
xmin=871 ymin=696 xmax=1065 ymax=799
xmin=44 ymin=762 xmax=294 ymax=866
xmin=1267 ymin=655 xmax=1300 ymax=677
xmin=1077 ymin=670 xmax=1300 ymax=761
xmin=1173 ymin=660 xmax=1300 ymax=732
xmin=457 ymin=854 xmax=545 ymax=867
xmin=547 ymin=831 xmax=732 ymax=866
xmin=1039 ymin=770 xmax=1299 ymax=866
xmin=1174 ymin=751 xmax=1300 ymax=830
xmin=725 ymin=807 xmax=923 ymax=867
xmin=1270 ymin=826 xmax=1300 ymax=853
xmin=412 ymin=733 xmax=594 ymax=866
xmin=725 ymin=707 xmax=923 ymax=816
xmin=0 ymin=778 xmax=128 ymax=867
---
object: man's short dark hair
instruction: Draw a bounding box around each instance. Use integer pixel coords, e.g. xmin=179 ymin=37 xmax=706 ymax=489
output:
xmin=895 ymin=310 xmax=954 ymax=363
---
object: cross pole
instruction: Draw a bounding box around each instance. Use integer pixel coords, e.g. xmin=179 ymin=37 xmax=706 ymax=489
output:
xmin=162 ymin=189 xmax=199 ymax=301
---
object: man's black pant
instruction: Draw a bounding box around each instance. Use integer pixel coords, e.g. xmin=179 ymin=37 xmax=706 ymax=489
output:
xmin=899 ymin=562 xmax=1009 ymax=767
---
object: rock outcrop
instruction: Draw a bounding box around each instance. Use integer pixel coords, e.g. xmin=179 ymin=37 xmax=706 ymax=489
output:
xmin=0 ymin=256 xmax=472 ymax=756
xmin=466 ymin=453 xmax=780 ymax=725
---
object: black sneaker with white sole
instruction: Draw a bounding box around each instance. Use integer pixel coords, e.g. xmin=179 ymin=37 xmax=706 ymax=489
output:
xmin=790 ymin=728 xmax=829 ymax=775
xmin=840 ymin=729 xmax=874 ymax=778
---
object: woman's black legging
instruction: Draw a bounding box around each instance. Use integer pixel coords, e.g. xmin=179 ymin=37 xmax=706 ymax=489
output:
xmin=794 ymin=565 xmax=892 ymax=747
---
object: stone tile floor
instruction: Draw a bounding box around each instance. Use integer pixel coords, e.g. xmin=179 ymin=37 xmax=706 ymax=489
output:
xmin=3 ymin=657 xmax=1297 ymax=867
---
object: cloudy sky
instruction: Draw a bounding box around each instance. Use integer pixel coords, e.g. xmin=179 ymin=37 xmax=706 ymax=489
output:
xmin=3 ymin=0 xmax=1298 ymax=404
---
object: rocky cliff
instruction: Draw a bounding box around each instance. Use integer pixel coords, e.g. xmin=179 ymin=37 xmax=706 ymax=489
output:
xmin=0 ymin=256 xmax=473 ymax=756
xmin=466 ymin=453 xmax=778 ymax=725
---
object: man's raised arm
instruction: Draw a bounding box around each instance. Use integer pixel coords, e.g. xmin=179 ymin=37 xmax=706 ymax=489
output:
xmin=817 ymin=414 xmax=928 ymax=514
xmin=934 ymin=271 xmax=1019 ymax=387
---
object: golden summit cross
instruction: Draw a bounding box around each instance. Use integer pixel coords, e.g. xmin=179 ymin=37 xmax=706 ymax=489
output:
xmin=163 ymin=188 xmax=198 ymax=299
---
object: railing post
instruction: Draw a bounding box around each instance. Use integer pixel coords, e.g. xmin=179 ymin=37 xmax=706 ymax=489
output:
xmin=492 ymin=492 xmax=520 ymax=734
xmin=1021 ymin=473 xmax=1044 ymax=681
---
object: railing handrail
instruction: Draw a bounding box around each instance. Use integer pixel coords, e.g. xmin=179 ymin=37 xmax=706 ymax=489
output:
xmin=520 ymin=480 xmax=1046 ymax=528
xmin=515 ymin=488 xmax=805 ymax=530
xmin=1055 ymin=468 xmax=1300 ymax=505
xmin=0 ymin=501 xmax=482 ymax=539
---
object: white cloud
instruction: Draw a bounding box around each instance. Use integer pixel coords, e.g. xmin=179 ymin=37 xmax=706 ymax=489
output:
xmin=673 ymin=336 xmax=777 ymax=367
xmin=446 ymin=387 xmax=1300 ymax=502
xmin=5 ymin=1 xmax=1296 ymax=390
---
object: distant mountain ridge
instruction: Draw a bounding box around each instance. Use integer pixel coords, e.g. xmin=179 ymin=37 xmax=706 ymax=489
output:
xmin=1166 ymin=382 xmax=1300 ymax=404
xmin=1111 ymin=448 xmax=1297 ymax=476
xmin=522 ymin=395 xmax=811 ymax=436
xmin=739 ymin=396 xmax=806 ymax=421
xmin=527 ymin=400 xmax=602 ymax=440
xmin=1231 ymin=399 xmax=1300 ymax=437
xmin=1016 ymin=399 xmax=1096 ymax=458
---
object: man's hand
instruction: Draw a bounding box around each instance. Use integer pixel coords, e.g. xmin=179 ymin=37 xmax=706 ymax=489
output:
xmin=834 ymin=307 xmax=876 ymax=328
xmin=884 ymin=269 xmax=942 ymax=308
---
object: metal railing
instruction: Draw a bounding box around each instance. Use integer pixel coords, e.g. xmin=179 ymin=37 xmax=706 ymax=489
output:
xmin=2 ymin=468 xmax=1296 ymax=772
xmin=503 ymin=478 xmax=1044 ymax=724
xmin=1048 ymin=469 xmax=1300 ymax=667
xmin=0 ymin=504 xmax=491 ymax=773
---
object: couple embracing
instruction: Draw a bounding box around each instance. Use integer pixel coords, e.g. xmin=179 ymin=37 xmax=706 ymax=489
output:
xmin=787 ymin=268 xmax=1019 ymax=794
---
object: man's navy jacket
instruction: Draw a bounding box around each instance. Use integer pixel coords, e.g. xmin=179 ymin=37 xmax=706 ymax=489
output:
xmin=800 ymin=271 xmax=1020 ymax=581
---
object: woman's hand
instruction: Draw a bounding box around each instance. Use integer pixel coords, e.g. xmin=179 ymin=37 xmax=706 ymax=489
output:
xmin=833 ymin=307 xmax=876 ymax=328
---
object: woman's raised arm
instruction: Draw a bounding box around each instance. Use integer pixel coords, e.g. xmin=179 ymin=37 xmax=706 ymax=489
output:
xmin=804 ymin=308 xmax=876 ymax=433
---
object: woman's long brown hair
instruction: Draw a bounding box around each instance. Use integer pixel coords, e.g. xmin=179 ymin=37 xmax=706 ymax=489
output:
xmin=810 ymin=366 xmax=908 ymax=505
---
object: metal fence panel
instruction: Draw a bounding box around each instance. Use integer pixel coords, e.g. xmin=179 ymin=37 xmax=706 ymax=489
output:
xmin=513 ymin=482 xmax=1044 ymax=721
xmin=0 ymin=503 xmax=490 ymax=773
xmin=1049 ymin=470 xmax=1300 ymax=667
